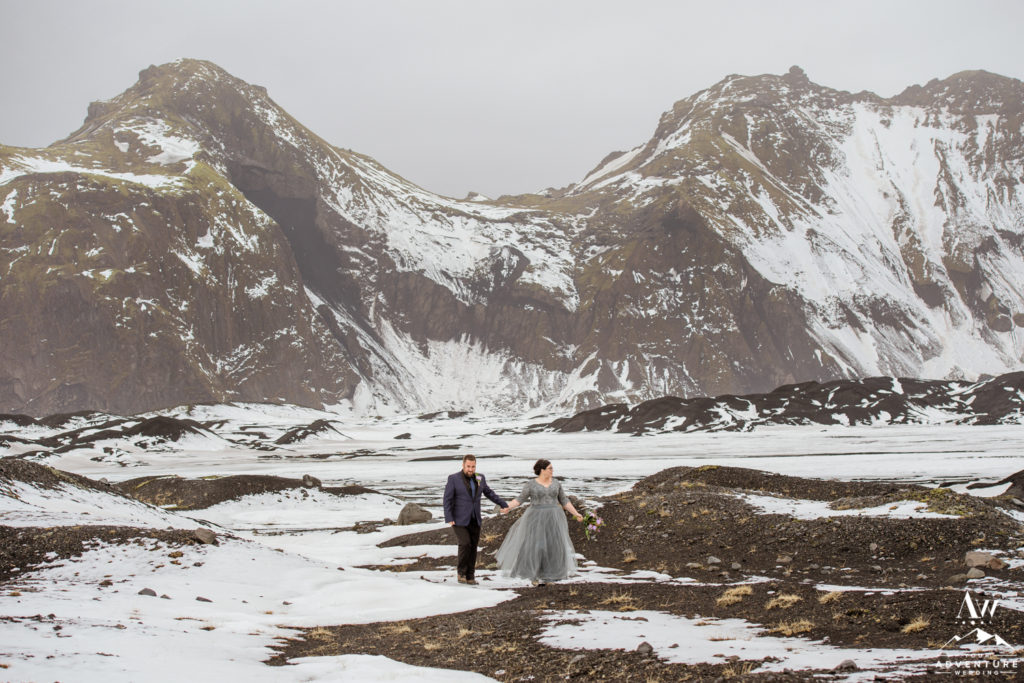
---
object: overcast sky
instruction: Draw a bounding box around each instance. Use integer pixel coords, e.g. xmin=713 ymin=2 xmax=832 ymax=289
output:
xmin=2 ymin=0 xmax=1023 ymax=199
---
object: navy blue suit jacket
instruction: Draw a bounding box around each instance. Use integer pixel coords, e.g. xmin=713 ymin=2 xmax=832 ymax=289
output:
xmin=443 ymin=471 xmax=507 ymax=526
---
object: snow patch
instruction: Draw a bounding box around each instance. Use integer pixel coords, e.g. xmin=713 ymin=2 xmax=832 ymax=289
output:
xmin=540 ymin=609 xmax=934 ymax=674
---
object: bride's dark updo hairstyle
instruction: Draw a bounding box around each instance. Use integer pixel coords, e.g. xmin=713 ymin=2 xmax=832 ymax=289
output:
xmin=534 ymin=459 xmax=551 ymax=475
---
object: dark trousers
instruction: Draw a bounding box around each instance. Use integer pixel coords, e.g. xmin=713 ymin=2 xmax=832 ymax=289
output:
xmin=452 ymin=520 xmax=481 ymax=579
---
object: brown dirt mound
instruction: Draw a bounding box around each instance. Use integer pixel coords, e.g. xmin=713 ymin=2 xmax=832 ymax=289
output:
xmin=1 ymin=456 xmax=118 ymax=493
xmin=115 ymin=474 xmax=375 ymax=510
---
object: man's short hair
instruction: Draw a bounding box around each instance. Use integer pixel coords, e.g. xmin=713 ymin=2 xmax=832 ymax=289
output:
xmin=462 ymin=454 xmax=477 ymax=463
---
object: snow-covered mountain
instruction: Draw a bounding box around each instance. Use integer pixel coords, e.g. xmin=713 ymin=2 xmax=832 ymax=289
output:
xmin=1 ymin=61 xmax=1022 ymax=416
xmin=556 ymin=67 xmax=1024 ymax=397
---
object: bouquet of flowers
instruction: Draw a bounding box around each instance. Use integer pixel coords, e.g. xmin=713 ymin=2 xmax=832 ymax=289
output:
xmin=581 ymin=511 xmax=604 ymax=540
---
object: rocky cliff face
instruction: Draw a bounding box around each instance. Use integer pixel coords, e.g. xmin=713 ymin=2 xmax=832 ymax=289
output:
xmin=1 ymin=61 xmax=1022 ymax=415
xmin=0 ymin=63 xmax=357 ymax=414
xmin=552 ymin=66 xmax=1024 ymax=397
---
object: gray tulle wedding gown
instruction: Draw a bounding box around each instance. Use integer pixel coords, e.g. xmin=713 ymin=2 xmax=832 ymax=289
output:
xmin=495 ymin=479 xmax=578 ymax=582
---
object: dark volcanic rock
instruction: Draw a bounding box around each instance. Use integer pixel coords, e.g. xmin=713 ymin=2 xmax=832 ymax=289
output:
xmin=0 ymin=413 xmax=40 ymax=428
xmin=547 ymin=372 xmax=1024 ymax=433
xmin=275 ymin=420 xmax=344 ymax=445
xmin=115 ymin=473 xmax=374 ymax=510
xmin=397 ymin=503 xmax=432 ymax=525
xmin=31 ymin=415 xmax=215 ymax=453
xmin=192 ymin=528 xmax=218 ymax=545
xmin=549 ymin=403 xmax=629 ymax=432
xmin=37 ymin=411 xmax=107 ymax=429
xmin=121 ymin=416 xmax=210 ymax=440
xmin=417 ymin=411 xmax=470 ymax=421
xmin=967 ymin=467 xmax=1024 ymax=498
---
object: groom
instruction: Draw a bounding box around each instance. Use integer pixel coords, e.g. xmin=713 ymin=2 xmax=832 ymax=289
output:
xmin=443 ymin=454 xmax=508 ymax=585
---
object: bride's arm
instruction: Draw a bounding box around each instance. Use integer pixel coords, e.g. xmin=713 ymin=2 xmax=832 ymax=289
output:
xmin=501 ymin=481 xmax=529 ymax=514
xmin=559 ymin=483 xmax=583 ymax=521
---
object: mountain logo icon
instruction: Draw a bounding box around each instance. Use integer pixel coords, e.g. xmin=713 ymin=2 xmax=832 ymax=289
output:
xmin=942 ymin=627 xmax=1012 ymax=650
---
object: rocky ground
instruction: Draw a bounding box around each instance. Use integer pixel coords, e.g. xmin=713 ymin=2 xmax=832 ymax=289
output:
xmin=0 ymin=525 xmax=206 ymax=583
xmin=275 ymin=466 xmax=1024 ymax=681
xmin=4 ymin=458 xmax=1024 ymax=680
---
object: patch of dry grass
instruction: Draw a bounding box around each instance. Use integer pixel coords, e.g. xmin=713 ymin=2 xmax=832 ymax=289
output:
xmin=901 ymin=616 xmax=930 ymax=633
xmin=818 ymin=590 xmax=843 ymax=605
xmin=600 ymin=590 xmax=638 ymax=611
xmin=769 ymin=619 xmax=813 ymax=636
xmin=388 ymin=562 xmax=413 ymax=572
xmin=307 ymin=627 xmax=334 ymax=640
xmin=381 ymin=623 xmax=413 ymax=636
xmin=716 ymin=585 xmax=753 ymax=607
xmin=765 ymin=593 xmax=803 ymax=610
xmin=721 ymin=661 xmax=757 ymax=678
xmin=486 ymin=641 xmax=520 ymax=654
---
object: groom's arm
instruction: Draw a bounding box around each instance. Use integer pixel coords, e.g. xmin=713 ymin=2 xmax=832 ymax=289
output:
xmin=443 ymin=475 xmax=457 ymax=524
xmin=480 ymin=475 xmax=507 ymax=509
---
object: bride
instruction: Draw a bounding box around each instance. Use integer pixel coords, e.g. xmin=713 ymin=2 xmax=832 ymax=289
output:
xmin=496 ymin=459 xmax=583 ymax=585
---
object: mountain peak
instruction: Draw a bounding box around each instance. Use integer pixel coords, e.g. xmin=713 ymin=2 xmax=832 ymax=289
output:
xmin=892 ymin=69 xmax=1024 ymax=112
xmin=782 ymin=65 xmax=811 ymax=88
xmin=67 ymin=59 xmax=275 ymax=144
